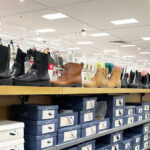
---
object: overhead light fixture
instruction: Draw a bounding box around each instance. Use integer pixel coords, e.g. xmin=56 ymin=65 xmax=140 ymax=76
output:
xmin=142 ymin=37 xmax=150 ymax=41
xmin=90 ymin=33 xmax=110 ymax=37
xmin=20 ymin=0 xmax=24 ymax=2
xmin=77 ymin=41 xmax=93 ymax=45
xmin=123 ymin=56 xmax=136 ymax=58
xmin=92 ymin=54 xmax=104 ymax=56
xmin=68 ymin=47 xmax=80 ymax=50
xmin=36 ymin=28 xmax=56 ymax=33
xmin=138 ymin=59 xmax=149 ymax=62
xmin=140 ymin=51 xmax=150 ymax=54
xmin=111 ymin=18 xmax=138 ymax=25
xmin=42 ymin=13 xmax=68 ymax=20
xmin=120 ymin=44 xmax=136 ymax=47
xmin=104 ymin=49 xmax=118 ymax=53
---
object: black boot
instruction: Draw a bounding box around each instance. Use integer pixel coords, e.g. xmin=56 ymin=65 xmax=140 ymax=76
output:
xmin=0 ymin=45 xmax=12 ymax=85
xmin=121 ymin=73 xmax=128 ymax=88
xmin=142 ymin=74 xmax=149 ymax=89
xmin=11 ymin=48 xmax=27 ymax=77
xmin=130 ymin=71 xmax=142 ymax=88
xmin=128 ymin=71 xmax=135 ymax=88
xmin=13 ymin=51 xmax=50 ymax=87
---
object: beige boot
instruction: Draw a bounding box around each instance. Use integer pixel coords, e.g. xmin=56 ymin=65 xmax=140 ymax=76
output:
xmin=101 ymin=68 xmax=108 ymax=88
xmin=107 ymin=68 xmax=121 ymax=88
xmin=83 ymin=68 xmax=103 ymax=88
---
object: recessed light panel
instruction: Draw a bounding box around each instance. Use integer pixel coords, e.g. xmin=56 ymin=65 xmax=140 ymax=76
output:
xmin=123 ymin=56 xmax=136 ymax=58
xmin=77 ymin=42 xmax=93 ymax=45
xmin=90 ymin=33 xmax=110 ymax=37
xmin=140 ymin=51 xmax=150 ymax=54
xmin=68 ymin=47 xmax=80 ymax=50
xmin=120 ymin=44 xmax=136 ymax=47
xmin=42 ymin=13 xmax=68 ymax=20
xmin=142 ymin=37 xmax=150 ymax=41
xmin=36 ymin=28 xmax=56 ymax=33
xmin=104 ymin=49 xmax=118 ymax=53
xmin=111 ymin=18 xmax=138 ymax=25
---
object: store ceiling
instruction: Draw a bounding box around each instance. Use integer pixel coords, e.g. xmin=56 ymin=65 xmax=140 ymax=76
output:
xmin=0 ymin=0 xmax=150 ymax=67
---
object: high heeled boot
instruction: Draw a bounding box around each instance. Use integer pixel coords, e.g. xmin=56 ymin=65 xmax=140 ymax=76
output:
xmin=0 ymin=45 xmax=12 ymax=85
xmin=107 ymin=68 xmax=121 ymax=88
xmin=51 ymin=62 xmax=83 ymax=87
xmin=83 ymin=68 xmax=103 ymax=88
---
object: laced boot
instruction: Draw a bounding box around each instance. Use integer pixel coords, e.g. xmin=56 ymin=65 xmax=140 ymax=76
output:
xmin=83 ymin=68 xmax=103 ymax=88
xmin=107 ymin=68 xmax=121 ymax=88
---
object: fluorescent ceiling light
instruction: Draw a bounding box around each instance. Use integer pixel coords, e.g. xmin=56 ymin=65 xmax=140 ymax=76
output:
xmin=90 ymin=33 xmax=110 ymax=37
xmin=111 ymin=18 xmax=138 ymax=25
xmin=68 ymin=47 xmax=80 ymax=50
xmin=77 ymin=41 xmax=93 ymax=45
xmin=123 ymin=56 xmax=136 ymax=58
xmin=104 ymin=49 xmax=118 ymax=53
xmin=120 ymin=44 xmax=136 ymax=47
xmin=140 ymin=51 xmax=150 ymax=54
xmin=33 ymin=37 xmax=47 ymax=41
xmin=142 ymin=37 xmax=150 ymax=41
xmin=36 ymin=28 xmax=56 ymax=33
xmin=93 ymin=54 xmax=104 ymax=56
xmin=138 ymin=60 xmax=149 ymax=62
xmin=42 ymin=13 xmax=68 ymax=20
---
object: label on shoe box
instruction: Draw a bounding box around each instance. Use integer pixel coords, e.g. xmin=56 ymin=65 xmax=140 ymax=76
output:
xmin=128 ymin=109 xmax=133 ymax=115
xmin=115 ymin=109 xmax=124 ymax=117
xmin=42 ymin=124 xmax=55 ymax=134
xmin=134 ymin=144 xmax=140 ymax=150
xmin=143 ymin=141 xmax=149 ymax=149
xmin=3 ymin=144 xmax=24 ymax=150
xmin=99 ymin=121 xmax=107 ymax=130
xmin=116 ymin=99 xmax=124 ymax=106
xmin=144 ymin=105 xmax=149 ymax=111
xmin=112 ymin=144 xmax=119 ymax=150
xmin=128 ymin=116 xmax=134 ymax=124
xmin=86 ymin=126 xmax=96 ymax=136
xmin=41 ymin=137 xmax=53 ymax=149
xmin=144 ymin=134 xmax=149 ymax=141
xmin=115 ymin=119 xmax=123 ymax=127
xmin=145 ymin=112 xmax=150 ymax=119
xmin=42 ymin=110 xmax=55 ymax=119
xmin=86 ymin=100 xmax=95 ymax=110
xmin=64 ymin=130 xmax=77 ymax=142
xmin=84 ymin=112 xmax=93 ymax=122
xmin=81 ymin=144 xmax=92 ymax=150
xmin=138 ymin=115 xmax=143 ymax=121
xmin=113 ymin=134 xmax=121 ymax=143
xmin=136 ymin=137 xmax=140 ymax=143
xmin=138 ymin=108 xmax=143 ymax=113
xmin=125 ymin=143 xmax=130 ymax=149
xmin=60 ymin=116 xmax=74 ymax=127
xmin=144 ymin=125 xmax=149 ymax=133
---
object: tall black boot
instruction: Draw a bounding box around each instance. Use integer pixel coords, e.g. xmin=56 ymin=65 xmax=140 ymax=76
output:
xmin=11 ymin=48 xmax=27 ymax=77
xmin=0 ymin=45 xmax=12 ymax=85
xmin=130 ymin=71 xmax=142 ymax=88
xmin=13 ymin=51 xmax=50 ymax=87
xmin=121 ymin=73 xmax=128 ymax=88
xmin=128 ymin=71 xmax=135 ymax=88
xmin=142 ymin=74 xmax=149 ymax=89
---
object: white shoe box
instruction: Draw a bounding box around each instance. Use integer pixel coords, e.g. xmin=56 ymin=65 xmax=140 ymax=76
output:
xmin=0 ymin=120 xmax=24 ymax=142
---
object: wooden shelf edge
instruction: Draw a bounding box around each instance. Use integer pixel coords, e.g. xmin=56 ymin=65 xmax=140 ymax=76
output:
xmin=0 ymin=86 xmax=149 ymax=95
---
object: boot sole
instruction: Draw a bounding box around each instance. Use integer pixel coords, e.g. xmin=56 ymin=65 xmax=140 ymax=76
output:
xmin=51 ymin=83 xmax=82 ymax=87
xmin=13 ymin=80 xmax=51 ymax=87
xmin=0 ymin=78 xmax=12 ymax=85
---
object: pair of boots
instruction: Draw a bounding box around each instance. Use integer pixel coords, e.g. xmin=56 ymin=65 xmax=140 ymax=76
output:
xmin=0 ymin=45 xmax=50 ymax=86
xmin=83 ymin=68 xmax=121 ymax=88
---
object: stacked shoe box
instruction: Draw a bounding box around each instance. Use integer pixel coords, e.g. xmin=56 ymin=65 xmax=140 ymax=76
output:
xmin=11 ymin=104 xmax=58 ymax=150
xmin=0 ymin=120 xmax=24 ymax=150
xmin=99 ymin=95 xmax=125 ymax=128
xmin=143 ymin=103 xmax=150 ymax=120
xmin=124 ymin=106 xmax=136 ymax=125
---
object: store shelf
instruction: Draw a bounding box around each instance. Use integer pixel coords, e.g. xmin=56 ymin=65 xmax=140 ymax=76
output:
xmin=0 ymin=86 xmax=150 ymax=95
xmin=47 ymin=119 xmax=150 ymax=150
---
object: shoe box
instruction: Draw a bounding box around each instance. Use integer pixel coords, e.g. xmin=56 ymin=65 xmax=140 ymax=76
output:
xmin=124 ymin=115 xmax=135 ymax=125
xmin=142 ymin=103 xmax=150 ymax=112
xmin=96 ymin=118 xmax=110 ymax=132
xmin=57 ymin=97 xmax=97 ymax=111
xmin=25 ymin=133 xmax=57 ymax=150
xmin=58 ymin=125 xmax=81 ymax=144
xmin=23 ymin=119 xmax=58 ymax=135
xmin=141 ymin=140 xmax=149 ymax=149
xmin=58 ymin=112 xmax=78 ymax=128
xmin=124 ymin=106 xmax=136 ymax=116
xmin=122 ymin=137 xmax=133 ymax=150
xmin=135 ymin=114 xmax=144 ymax=122
xmin=81 ymin=121 xmax=98 ymax=137
xmin=144 ymin=111 xmax=150 ymax=120
xmin=11 ymin=104 xmax=59 ymax=120
xmin=142 ymin=133 xmax=149 ymax=142
xmin=133 ymin=123 xmax=150 ymax=134
xmin=111 ymin=142 xmax=122 ymax=150
xmin=126 ymin=104 xmax=143 ymax=114
xmin=79 ymin=109 xmax=95 ymax=124
xmin=132 ymin=143 xmax=141 ymax=150
xmin=77 ymin=140 xmax=95 ymax=150
xmin=96 ymin=143 xmax=111 ymax=150
xmin=111 ymin=116 xmax=124 ymax=128
xmin=0 ymin=138 xmax=24 ymax=150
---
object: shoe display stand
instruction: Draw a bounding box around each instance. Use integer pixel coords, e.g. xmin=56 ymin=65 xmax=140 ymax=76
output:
xmin=0 ymin=86 xmax=150 ymax=150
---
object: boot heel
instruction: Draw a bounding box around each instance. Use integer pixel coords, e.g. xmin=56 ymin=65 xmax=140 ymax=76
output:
xmin=0 ymin=78 xmax=12 ymax=85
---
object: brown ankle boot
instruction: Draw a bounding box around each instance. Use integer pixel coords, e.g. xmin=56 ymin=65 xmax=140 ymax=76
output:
xmin=107 ymin=68 xmax=121 ymax=88
xmin=83 ymin=68 xmax=103 ymax=88
xmin=101 ymin=68 xmax=108 ymax=88
xmin=51 ymin=62 xmax=83 ymax=87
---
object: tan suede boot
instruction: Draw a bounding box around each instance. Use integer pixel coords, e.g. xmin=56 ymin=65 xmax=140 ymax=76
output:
xmin=83 ymin=68 xmax=103 ymax=88
xmin=101 ymin=68 xmax=108 ymax=88
xmin=107 ymin=68 xmax=121 ymax=88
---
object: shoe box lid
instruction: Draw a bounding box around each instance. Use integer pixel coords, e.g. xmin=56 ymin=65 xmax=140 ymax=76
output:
xmin=81 ymin=121 xmax=98 ymax=128
xmin=0 ymin=138 xmax=24 ymax=149
xmin=25 ymin=133 xmax=57 ymax=141
xmin=0 ymin=120 xmax=24 ymax=131
xmin=58 ymin=125 xmax=81 ymax=133
xmin=124 ymin=106 xmax=136 ymax=116
xmin=95 ymin=118 xmax=110 ymax=131
xmin=80 ymin=109 xmax=95 ymax=114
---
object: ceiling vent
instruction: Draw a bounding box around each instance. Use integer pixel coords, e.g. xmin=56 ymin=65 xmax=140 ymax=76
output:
xmin=109 ymin=40 xmax=127 ymax=44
